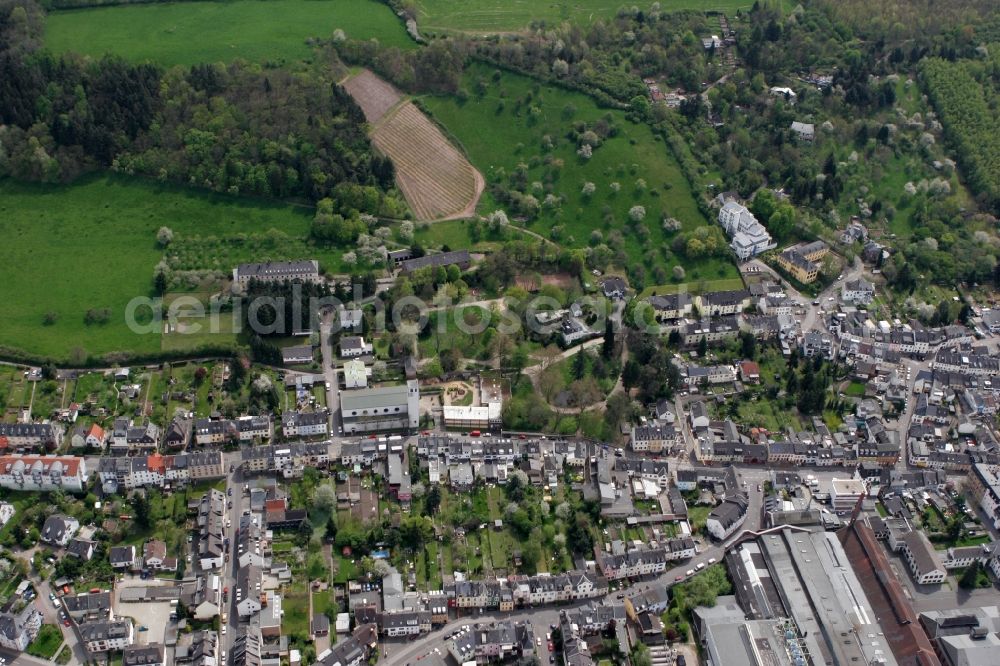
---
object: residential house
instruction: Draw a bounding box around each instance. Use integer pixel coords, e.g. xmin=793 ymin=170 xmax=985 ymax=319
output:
xmin=282 ymin=410 xmax=330 ymax=438
xmin=706 ymin=495 xmax=749 ymax=541
xmin=601 ymin=277 xmax=628 ymax=300
xmin=79 ymin=620 xmax=135 ymax=653
xmin=41 ymin=514 xmax=79 ymax=547
xmin=0 ymin=607 xmax=42 ymax=651
xmin=0 ymin=423 xmax=61 ymax=451
xmin=281 ymin=345 xmax=313 ymax=366
xmin=842 ymin=279 xmax=875 ymax=305
xmin=340 ymin=336 xmax=373 ymax=358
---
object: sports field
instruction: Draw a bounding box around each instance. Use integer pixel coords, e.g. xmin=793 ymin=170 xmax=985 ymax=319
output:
xmin=0 ymin=176 xmax=346 ymax=361
xmin=420 ymin=64 xmax=738 ymax=279
xmin=45 ymin=0 xmax=415 ymax=67
xmin=415 ymin=0 xmax=759 ymax=33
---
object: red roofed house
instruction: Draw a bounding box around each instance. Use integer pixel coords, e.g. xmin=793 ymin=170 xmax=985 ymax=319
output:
xmin=739 ymin=360 xmax=761 ymax=384
xmin=85 ymin=424 xmax=105 ymax=448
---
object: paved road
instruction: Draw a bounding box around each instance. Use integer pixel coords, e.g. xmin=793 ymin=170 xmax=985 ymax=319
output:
xmin=319 ymin=312 xmax=342 ymax=437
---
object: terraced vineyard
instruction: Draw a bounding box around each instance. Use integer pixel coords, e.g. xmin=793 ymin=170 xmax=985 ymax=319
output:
xmin=342 ymin=70 xmax=403 ymax=123
xmin=343 ymin=70 xmax=483 ymax=220
xmin=372 ymin=103 xmax=483 ymax=220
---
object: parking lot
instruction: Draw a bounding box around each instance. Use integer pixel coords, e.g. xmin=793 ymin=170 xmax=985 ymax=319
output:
xmin=114 ymin=578 xmax=177 ymax=645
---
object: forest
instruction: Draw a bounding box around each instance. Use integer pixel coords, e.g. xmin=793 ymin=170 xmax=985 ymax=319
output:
xmin=0 ymin=0 xmax=400 ymax=206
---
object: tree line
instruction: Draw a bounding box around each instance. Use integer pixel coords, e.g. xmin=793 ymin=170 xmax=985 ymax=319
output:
xmin=0 ymin=0 xmax=396 ymax=204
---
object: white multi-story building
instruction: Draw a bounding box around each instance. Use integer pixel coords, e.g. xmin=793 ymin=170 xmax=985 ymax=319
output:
xmin=0 ymin=455 xmax=88 ymax=492
xmin=968 ymin=463 xmax=1000 ymax=530
xmin=706 ymin=496 xmax=748 ymax=540
xmin=842 ymin=278 xmax=875 ymax=305
xmin=831 ymin=477 xmax=867 ymax=513
xmin=718 ymin=201 xmax=776 ymax=261
xmin=80 ymin=620 xmax=134 ymax=653
xmin=0 ymin=608 xmax=42 ymax=651
xmin=281 ymin=410 xmax=330 ymax=438
xmin=898 ymin=531 xmax=946 ymax=584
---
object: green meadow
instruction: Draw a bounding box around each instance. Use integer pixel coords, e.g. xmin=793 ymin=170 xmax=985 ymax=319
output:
xmin=0 ymin=176 xmax=350 ymax=361
xmin=416 ymin=0 xmax=760 ymax=33
xmin=45 ymin=0 xmax=415 ymax=67
xmin=421 ymin=63 xmax=737 ymax=279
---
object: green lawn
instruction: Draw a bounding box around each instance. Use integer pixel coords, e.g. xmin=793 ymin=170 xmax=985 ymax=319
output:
xmin=27 ymin=624 xmax=63 ymax=660
xmin=421 ymin=63 xmax=737 ymax=280
xmin=417 ymin=0 xmax=763 ymax=33
xmin=687 ymin=505 xmax=711 ymax=532
xmin=282 ymin=582 xmax=310 ymax=639
xmin=844 ymin=381 xmax=867 ymax=397
xmin=640 ymin=277 xmax=745 ymax=298
xmin=45 ymin=0 xmax=414 ymax=67
xmin=0 ymin=176 xmax=351 ymax=361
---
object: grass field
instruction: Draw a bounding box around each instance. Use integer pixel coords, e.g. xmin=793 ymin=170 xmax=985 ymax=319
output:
xmin=639 ymin=277 xmax=745 ymax=298
xmin=0 ymin=176 xmax=348 ymax=361
xmin=416 ymin=0 xmax=761 ymax=33
xmin=27 ymin=625 xmax=63 ymax=660
xmin=45 ymin=0 xmax=414 ymax=67
xmin=422 ymin=64 xmax=737 ymax=280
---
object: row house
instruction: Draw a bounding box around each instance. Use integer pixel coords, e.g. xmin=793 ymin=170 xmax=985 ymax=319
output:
xmin=449 ymin=620 xmax=534 ymax=664
xmin=379 ymin=610 xmax=431 ymax=637
xmin=197 ymin=489 xmax=226 ymax=571
xmin=758 ymin=294 xmax=794 ymax=316
xmin=339 ymin=441 xmax=380 ymax=467
xmin=69 ymin=423 xmax=106 ymax=450
xmin=598 ymin=545 xmax=673 ymax=580
xmin=696 ymin=290 xmax=751 ymax=317
xmin=617 ymin=459 xmax=672 ymax=488
xmin=563 ymin=603 xmax=627 ymax=635
xmin=241 ymin=442 xmax=331 ymax=475
xmin=63 ymin=592 xmax=112 ymax=624
xmin=932 ymin=351 xmax=1000 ymax=377
xmin=888 ymin=330 xmax=931 ymax=357
xmin=194 ymin=415 xmax=272 ymax=446
xmin=281 ymin=410 xmax=330 ymax=438
xmin=80 ymin=620 xmax=134 ymax=653
xmin=317 ymin=624 xmax=378 ymax=666
xmin=98 ymin=452 xmax=223 ymax=491
xmin=647 ymin=293 xmax=693 ymax=322
xmin=684 ymin=364 xmax=737 ymax=386
xmin=629 ymin=425 xmax=677 ymax=454
xmin=108 ymin=419 xmax=159 ymax=455
xmin=0 ymin=422 xmax=62 ymax=451
xmin=0 ymin=454 xmax=88 ymax=492
xmin=741 ymin=314 xmax=782 ymax=340
xmin=513 ymin=571 xmax=604 ymax=606
xmin=684 ymin=315 xmax=741 ymax=346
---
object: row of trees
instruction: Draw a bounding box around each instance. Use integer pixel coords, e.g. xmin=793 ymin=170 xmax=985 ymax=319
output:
xmin=922 ymin=58 xmax=1000 ymax=212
